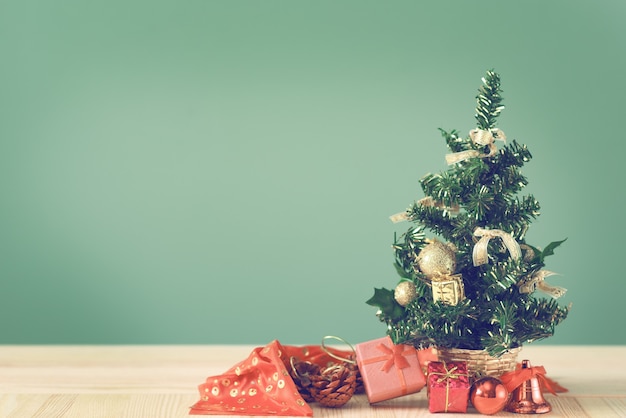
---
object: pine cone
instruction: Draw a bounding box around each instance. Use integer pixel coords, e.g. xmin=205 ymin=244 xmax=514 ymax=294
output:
xmin=347 ymin=355 xmax=365 ymax=394
xmin=351 ymin=364 xmax=365 ymax=395
xmin=310 ymin=365 xmax=356 ymax=408
xmin=289 ymin=359 xmax=320 ymax=403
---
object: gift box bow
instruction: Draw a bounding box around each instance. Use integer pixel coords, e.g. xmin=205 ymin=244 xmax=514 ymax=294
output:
xmin=364 ymin=343 xmax=411 ymax=372
xmin=429 ymin=361 xmax=469 ymax=388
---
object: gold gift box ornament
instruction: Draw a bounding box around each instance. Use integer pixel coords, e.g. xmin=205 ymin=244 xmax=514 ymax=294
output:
xmin=431 ymin=275 xmax=465 ymax=306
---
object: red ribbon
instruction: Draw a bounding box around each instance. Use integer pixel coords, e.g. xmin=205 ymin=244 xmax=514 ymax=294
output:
xmin=377 ymin=343 xmax=410 ymax=372
xmin=500 ymin=365 xmax=557 ymax=396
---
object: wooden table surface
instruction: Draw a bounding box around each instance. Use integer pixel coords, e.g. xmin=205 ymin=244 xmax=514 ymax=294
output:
xmin=0 ymin=345 xmax=624 ymax=417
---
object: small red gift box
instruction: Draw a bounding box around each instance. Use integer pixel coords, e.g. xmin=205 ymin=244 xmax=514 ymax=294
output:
xmin=355 ymin=336 xmax=426 ymax=403
xmin=427 ymin=361 xmax=470 ymax=413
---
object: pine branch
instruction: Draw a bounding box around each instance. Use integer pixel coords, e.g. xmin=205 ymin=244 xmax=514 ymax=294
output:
xmin=475 ymin=70 xmax=504 ymax=130
xmin=491 ymin=140 xmax=533 ymax=170
xmin=499 ymin=196 xmax=541 ymax=239
xmin=513 ymin=297 xmax=570 ymax=344
xmin=419 ymin=172 xmax=462 ymax=208
xmin=392 ymin=226 xmax=427 ymax=281
xmin=470 ymin=260 xmax=522 ymax=301
xmin=408 ymin=204 xmax=458 ymax=241
xmin=440 ymin=128 xmax=467 ymax=153
xmin=391 ymin=297 xmax=481 ymax=349
xmin=483 ymin=300 xmax=518 ymax=356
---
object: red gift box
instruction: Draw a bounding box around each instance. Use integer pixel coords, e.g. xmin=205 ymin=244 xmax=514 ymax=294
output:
xmin=427 ymin=361 xmax=470 ymax=413
xmin=355 ymin=336 xmax=426 ymax=403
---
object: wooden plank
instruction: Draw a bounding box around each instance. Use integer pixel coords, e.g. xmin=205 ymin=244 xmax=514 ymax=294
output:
xmin=0 ymin=394 xmax=50 ymax=418
xmin=1 ymin=393 xmax=626 ymax=417
xmin=576 ymin=397 xmax=626 ymax=418
xmin=0 ymin=345 xmax=624 ymax=417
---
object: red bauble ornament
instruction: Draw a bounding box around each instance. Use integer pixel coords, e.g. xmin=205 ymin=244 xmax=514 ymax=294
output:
xmin=470 ymin=376 xmax=509 ymax=415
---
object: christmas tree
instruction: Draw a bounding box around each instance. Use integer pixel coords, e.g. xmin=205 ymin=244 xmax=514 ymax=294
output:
xmin=367 ymin=70 xmax=570 ymax=357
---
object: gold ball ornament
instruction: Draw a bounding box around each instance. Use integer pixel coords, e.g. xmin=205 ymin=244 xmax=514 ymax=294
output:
xmin=416 ymin=240 xmax=457 ymax=278
xmin=394 ymin=281 xmax=417 ymax=307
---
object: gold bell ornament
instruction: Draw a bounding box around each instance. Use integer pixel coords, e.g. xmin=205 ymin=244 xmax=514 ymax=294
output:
xmin=502 ymin=360 xmax=552 ymax=414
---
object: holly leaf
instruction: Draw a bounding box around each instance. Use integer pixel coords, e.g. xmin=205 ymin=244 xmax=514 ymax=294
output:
xmin=393 ymin=261 xmax=412 ymax=280
xmin=366 ymin=287 xmax=394 ymax=309
xmin=525 ymin=239 xmax=567 ymax=264
xmin=366 ymin=287 xmax=405 ymax=321
xmin=542 ymin=238 xmax=567 ymax=259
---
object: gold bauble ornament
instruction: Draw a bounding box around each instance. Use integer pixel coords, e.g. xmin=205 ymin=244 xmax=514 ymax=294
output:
xmin=416 ymin=239 xmax=457 ymax=278
xmin=394 ymin=281 xmax=417 ymax=307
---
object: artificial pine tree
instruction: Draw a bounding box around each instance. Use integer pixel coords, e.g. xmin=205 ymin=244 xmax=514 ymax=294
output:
xmin=367 ymin=70 xmax=570 ymax=358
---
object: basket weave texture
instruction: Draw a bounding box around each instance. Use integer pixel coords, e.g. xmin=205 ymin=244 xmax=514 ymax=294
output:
xmin=436 ymin=347 xmax=521 ymax=379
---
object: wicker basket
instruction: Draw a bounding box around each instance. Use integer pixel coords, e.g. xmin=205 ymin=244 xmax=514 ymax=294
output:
xmin=436 ymin=347 xmax=521 ymax=380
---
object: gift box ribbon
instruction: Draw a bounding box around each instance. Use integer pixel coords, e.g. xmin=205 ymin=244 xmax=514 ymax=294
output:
xmin=361 ymin=343 xmax=413 ymax=395
xmin=429 ymin=362 xmax=469 ymax=413
xmin=433 ymin=282 xmax=455 ymax=301
xmin=379 ymin=343 xmax=411 ymax=372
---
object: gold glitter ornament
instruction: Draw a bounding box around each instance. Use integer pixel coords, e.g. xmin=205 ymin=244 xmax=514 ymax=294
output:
xmin=416 ymin=240 xmax=457 ymax=278
xmin=394 ymin=281 xmax=417 ymax=306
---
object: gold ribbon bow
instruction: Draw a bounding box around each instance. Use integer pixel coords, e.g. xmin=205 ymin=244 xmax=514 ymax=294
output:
xmin=445 ymin=128 xmax=506 ymax=165
xmin=518 ymin=270 xmax=567 ymax=298
xmin=433 ymin=364 xmax=460 ymax=384
xmin=472 ymin=227 xmax=522 ymax=266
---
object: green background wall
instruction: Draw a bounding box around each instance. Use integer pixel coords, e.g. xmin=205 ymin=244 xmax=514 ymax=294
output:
xmin=1 ymin=0 xmax=624 ymax=345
